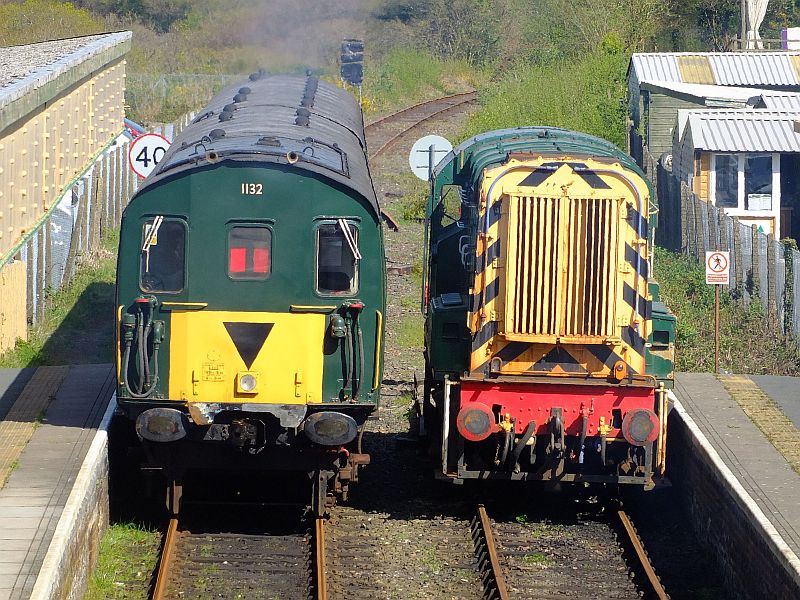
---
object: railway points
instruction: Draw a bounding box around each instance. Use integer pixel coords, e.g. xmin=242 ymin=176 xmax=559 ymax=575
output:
xmin=0 ymin=365 xmax=114 ymax=600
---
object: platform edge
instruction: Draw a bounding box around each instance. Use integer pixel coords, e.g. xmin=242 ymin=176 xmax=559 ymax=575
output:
xmin=670 ymin=391 xmax=800 ymax=586
xmin=28 ymin=393 xmax=116 ymax=600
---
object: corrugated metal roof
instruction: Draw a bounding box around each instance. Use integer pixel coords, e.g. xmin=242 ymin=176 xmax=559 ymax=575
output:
xmin=631 ymin=52 xmax=800 ymax=88
xmin=759 ymin=91 xmax=800 ymax=109
xmin=679 ymin=109 xmax=800 ymax=152
xmin=641 ymin=80 xmax=760 ymax=103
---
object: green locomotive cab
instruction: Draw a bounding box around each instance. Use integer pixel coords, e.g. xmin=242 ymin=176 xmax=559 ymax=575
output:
xmin=115 ymin=74 xmax=385 ymax=514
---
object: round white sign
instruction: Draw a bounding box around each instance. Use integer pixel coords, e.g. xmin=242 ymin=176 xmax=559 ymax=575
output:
xmin=128 ymin=133 xmax=171 ymax=179
xmin=409 ymin=135 xmax=453 ymax=181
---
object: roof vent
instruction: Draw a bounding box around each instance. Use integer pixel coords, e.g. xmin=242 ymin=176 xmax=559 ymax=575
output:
xmin=222 ymin=103 xmax=237 ymax=113
xmin=209 ymin=129 xmax=226 ymax=140
xmin=248 ymin=69 xmax=265 ymax=81
xmin=238 ymin=87 xmax=252 ymax=95
xmin=295 ymin=107 xmax=311 ymax=127
xmin=219 ymin=112 xmax=233 ymax=122
xmin=233 ymin=93 xmax=248 ymax=103
xmin=301 ymin=76 xmax=319 ymax=108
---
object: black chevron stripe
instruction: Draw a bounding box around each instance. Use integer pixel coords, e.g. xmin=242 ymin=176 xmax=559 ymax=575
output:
xmin=476 ymin=240 xmax=501 ymax=274
xmin=471 ymin=321 xmax=497 ymax=352
xmin=470 ymin=278 xmax=500 ymax=312
xmin=622 ymin=282 xmax=652 ymax=320
xmin=625 ymin=243 xmax=649 ymax=279
xmin=622 ymin=325 xmax=647 ymax=356
xmin=531 ymin=346 xmax=588 ymax=373
xmin=627 ymin=204 xmax=649 ymax=239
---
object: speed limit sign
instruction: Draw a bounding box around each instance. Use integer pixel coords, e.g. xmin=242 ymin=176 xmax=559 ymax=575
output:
xmin=128 ymin=133 xmax=171 ymax=178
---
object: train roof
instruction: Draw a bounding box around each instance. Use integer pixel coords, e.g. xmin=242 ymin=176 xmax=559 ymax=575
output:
xmin=433 ymin=127 xmax=644 ymax=186
xmin=138 ymin=73 xmax=379 ymax=216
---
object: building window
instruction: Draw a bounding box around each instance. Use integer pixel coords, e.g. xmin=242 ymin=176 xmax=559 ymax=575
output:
xmin=228 ymin=226 xmax=271 ymax=280
xmin=745 ymin=154 xmax=773 ymax=210
xmin=140 ymin=217 xmax=185 ymax=293
xmin=714 ymin=154 xmax=738 ymax=208
xmin=316 ymin=221 xmax=359 ymax=295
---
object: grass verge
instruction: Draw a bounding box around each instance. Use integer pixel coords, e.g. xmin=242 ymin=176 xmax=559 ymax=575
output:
xmin=653 ymin=247 xmax=800 ymax=374
xmin=362 ymin=48 xmax=485 ymax=115
xmin=83 ymin=522 xmax=161 ymax=600
xmin=0 ymin=230 xmax=118 ymax=368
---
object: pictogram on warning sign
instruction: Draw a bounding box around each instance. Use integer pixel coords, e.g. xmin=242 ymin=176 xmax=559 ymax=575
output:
xmin=706 ymin=251 xmax=730 ymax=285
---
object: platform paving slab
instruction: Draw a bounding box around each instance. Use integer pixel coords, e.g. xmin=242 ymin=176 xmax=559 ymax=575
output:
xmin=674 ymin=372 xmax=800 ymax=558
xmin=0 ymin=367 xmax=69 ymax=488
xmin=0 ymin=364 xmax=113 ymax=600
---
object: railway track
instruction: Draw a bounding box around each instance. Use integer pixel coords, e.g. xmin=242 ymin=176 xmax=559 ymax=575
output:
xmin=471 ymin=503 xmax=670 ymax=600
xmin=151 ymin=506 xmax=328 ymax=600
xmin=365 ymin=90 xmax=477 ymax=160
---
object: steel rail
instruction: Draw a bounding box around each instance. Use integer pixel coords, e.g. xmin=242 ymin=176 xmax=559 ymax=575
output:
xmin=151 ymin=517 xmax=179 ymax=600
xmin=365 ymin=90 xmax=477 ymax=131
xmin=366 ymin=91 xmax=477 ymax=160
xmin=315 ymin=517 xmax=328 ymax=600
xmin=617 ymin=509 xmax=670 ymax=600
xmin=471 ymin=505 xmax=510 ymax=600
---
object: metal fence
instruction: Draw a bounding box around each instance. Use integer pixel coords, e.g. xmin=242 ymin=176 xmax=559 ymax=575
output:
xmin=0 ymin=113 xmax=194 ymax=350
xmin=643 ymin=147 xmax=797 ymax=336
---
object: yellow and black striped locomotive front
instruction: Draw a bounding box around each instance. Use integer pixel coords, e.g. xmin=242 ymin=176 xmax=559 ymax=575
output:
xmin=115 ymin=74 xmax=385 ymax=510
xmin=424 ymin=128 xmax=675 ymax=488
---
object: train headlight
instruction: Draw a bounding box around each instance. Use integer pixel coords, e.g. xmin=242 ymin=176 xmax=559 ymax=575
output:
xmin=237 ymin=372 xmax=258 ymax=394
xmin=621 ymin=408 xmax=660 ymax=446
xmin=302 ymin=412 xmax=358 ymax=446
xmin=456 ymin=402 xmax=497 ymax=442
xmin=136 ymin=408 xmax=187 ymax=442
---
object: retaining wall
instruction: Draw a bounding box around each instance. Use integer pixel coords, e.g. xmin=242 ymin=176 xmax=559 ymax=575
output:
xmin=668 ymin=400 xmax=800 ymax=600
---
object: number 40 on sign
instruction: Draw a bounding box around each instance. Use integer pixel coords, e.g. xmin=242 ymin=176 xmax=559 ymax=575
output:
xmin=128 ymin=133 xmax=171 ymax=179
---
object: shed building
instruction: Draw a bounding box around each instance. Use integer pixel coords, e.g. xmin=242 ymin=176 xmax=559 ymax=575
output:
xmin=672 ymin=109 xmax=800 ymax=238
xmin=0 ymin=32 xmax=131 ymax=350
xmin=627 ymin=52 xmax=800 ymax=165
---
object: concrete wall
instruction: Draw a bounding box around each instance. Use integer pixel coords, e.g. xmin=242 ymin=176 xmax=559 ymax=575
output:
xmin=668 ymin=405 xmax=800 ymax=600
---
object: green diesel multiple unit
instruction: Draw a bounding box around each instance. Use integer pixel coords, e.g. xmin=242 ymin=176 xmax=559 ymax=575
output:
xmin=115 ymin=74 xmax=385 ymax=514
xmin=423 ymin=127 xmax=675 ymax=488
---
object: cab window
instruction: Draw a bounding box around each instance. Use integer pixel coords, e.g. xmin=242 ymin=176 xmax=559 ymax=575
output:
xmin=140 ymin=217 xmax=185 ymax=293
xmin=316 ymin=221 xmax=359 ymax=295
xmin=229 ymin=226 xmax=272 ymax=279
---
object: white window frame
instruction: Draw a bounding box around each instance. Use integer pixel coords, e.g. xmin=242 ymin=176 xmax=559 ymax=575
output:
xmin=710 ymin=152 xmax=780 ymax=214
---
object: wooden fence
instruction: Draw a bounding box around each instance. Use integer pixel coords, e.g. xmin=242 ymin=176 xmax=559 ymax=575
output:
xmin=643 ymin=147 xmax=799 ymax=336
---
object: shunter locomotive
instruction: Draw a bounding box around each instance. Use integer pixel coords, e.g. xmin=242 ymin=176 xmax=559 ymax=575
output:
xmin=423 ymin=127 xmax=675 ymax=489
xmin=115 ymin=74 xmax=385 ymax=515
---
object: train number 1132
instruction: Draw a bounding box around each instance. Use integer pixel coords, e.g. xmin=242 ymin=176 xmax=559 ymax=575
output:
xmin=241 ymin=183 xmax=263 ymax=195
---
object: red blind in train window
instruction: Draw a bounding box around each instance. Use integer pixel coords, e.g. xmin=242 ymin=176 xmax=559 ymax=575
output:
xmin=228 ymin=226 xmax=271 ymax=279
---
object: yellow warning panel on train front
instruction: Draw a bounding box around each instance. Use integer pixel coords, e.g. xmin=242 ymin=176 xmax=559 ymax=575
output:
xmin=168 ymin=311 xmax=325 ymax=405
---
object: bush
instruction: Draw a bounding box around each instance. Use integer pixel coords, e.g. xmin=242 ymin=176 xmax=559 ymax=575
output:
xmin=362 ymin=47 xmax=481 ymax=112
xmin=0 ymin=0 xmax=105 ymax=46
xmin=653 ymin=247 xmax=800 ymax=374
xmin=462 ymin=47 xmax=629 ymax=148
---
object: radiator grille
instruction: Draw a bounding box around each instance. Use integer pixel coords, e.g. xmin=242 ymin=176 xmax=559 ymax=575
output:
xmin=506 ymin=195 xmax=621 ymax=339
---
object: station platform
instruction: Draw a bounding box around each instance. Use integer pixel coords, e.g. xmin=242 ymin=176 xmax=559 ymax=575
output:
xmin=0 ymin=364 xmax=114 ymax=600
xmin=672 ymin=373 xmax=800 ymax=572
